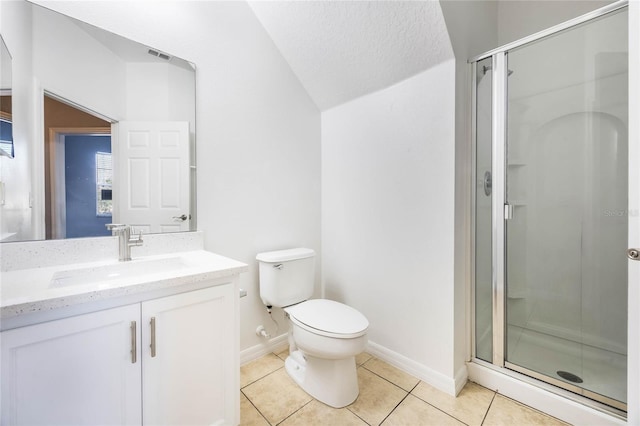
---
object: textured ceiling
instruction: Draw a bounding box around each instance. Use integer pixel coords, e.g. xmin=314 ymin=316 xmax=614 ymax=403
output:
xmin=248 ymin=1 xmax=454 ymax=111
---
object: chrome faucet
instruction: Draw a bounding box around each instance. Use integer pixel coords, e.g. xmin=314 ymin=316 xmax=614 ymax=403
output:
xmin=106 ymin=224 xmax=143 ymax=261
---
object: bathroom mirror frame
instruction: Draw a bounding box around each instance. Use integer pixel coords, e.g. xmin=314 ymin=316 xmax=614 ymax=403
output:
xmin=0 ymin=0 xmax=197 ymax=243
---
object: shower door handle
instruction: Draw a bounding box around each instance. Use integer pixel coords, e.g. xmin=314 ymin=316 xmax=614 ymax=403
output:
xmin=504 ymin=204 xmax=514 ymax=220
xmin=628 ymin=248 xmax=640 ymax=260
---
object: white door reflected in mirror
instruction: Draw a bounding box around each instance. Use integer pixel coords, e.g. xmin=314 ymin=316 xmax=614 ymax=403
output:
xmin=114 ymin=121 xmax=190 ymax=234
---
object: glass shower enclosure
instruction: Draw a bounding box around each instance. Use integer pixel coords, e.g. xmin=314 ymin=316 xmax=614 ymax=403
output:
xmin=472 ymin=3 xmax=628 ymax=412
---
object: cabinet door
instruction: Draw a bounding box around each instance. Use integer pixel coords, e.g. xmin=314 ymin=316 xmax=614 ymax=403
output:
xmin=141 ymin=284 xmax=237 ymax=426
xmin=1 ymin=305 xmax=142 ymax=425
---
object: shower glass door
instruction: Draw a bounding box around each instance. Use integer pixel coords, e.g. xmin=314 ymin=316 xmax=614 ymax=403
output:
xmin=504 ymin=8 xmax=628 ymax=409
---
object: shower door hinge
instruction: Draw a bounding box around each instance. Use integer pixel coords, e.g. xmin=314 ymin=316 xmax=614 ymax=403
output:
xmin=504 ymin=204 xmax=514 ymax=220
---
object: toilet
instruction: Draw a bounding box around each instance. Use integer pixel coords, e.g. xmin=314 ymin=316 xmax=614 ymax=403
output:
xmin=256 ymin=248 xmax=369 ymax=408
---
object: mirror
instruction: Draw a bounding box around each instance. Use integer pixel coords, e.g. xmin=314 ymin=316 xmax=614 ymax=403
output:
xmin=0 ymin=35 xmax=12 ymax=159
xmin=0 ymin=1 xmax=196 ymax=242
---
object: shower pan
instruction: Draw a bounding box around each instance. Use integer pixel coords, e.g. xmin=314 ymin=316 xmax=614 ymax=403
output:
xmin=471 ymin=1 xmax=629 ymax=413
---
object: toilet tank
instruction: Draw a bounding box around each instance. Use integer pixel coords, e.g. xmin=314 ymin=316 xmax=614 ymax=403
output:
xmin=256 ymin=248 xmax=315 ymax=308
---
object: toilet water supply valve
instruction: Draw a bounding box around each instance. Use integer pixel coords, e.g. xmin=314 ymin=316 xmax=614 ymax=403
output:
xmin=255 ymin=325 xmax=271 ymax=338
xmin=256 ymin=305 xmax=279 ymax=339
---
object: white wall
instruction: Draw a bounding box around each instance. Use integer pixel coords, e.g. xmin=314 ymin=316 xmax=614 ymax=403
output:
xmin=439 ymin=0 xmax=499 ymax=381
xmin=322 ymin=59 xmax=458 ymax=392
xmin=32 ymin=0 xmax=321 ymax=354
xmin=33 ymin=6 xmax=196 ymax=125
xmin=32 ymin=5 xmax=125 ymax=121
xmin=0 ymin=41 xmax=10 ymax=89
xmin=125 ymin=62 xmax=195 ymax=124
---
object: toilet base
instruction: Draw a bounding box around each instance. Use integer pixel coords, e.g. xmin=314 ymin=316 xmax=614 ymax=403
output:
xmin=285 ymin=350 xmax=359 ymax=408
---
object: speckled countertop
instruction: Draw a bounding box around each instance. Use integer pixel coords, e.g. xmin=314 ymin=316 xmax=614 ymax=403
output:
xmin=1 ymin=250 xmax=248 ymax=319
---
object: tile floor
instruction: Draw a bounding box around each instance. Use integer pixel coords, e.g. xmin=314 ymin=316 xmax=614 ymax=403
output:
xmin=240 ymin=348 xmax=569 ymax=426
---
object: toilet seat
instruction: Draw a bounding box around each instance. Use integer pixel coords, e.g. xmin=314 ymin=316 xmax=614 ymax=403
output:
xmin=285 ymin=299 xmax=369 ymax=339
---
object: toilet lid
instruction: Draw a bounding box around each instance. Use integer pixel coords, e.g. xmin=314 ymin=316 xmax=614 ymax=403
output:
xmin=285 ymin=299 xmax=369 ymax=338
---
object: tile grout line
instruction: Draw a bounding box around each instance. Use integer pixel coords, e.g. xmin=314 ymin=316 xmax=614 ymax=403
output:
xmin=408 ymin=396 xmax=473 ymax=425
xmin=241 ymin=388 xmax=272 ymax=426
xmin=360 ymin=363 xmax=418 ymax=394
xmin=407 ymin=385 xmax=473 ymax=425
xmin=240 ymin=365 xmax=284 ymax=390
xmin=356 ymin=361 xmax=468 ymax=425
xmin=241 ymin=363 xmax=285 ymax=390
xmin=274 ymin=398 xmax=314 ymax=426
xmin=359 ymin=355 xmax=505 ymax=425
xmin=480 ymin=391 xmax=498 ymax=425
xmin=244 ymin=352 xmax=300 ymax=426
xmin=358 ymin=366 xmax=420 ymax=425
xmin=378 ymin=388 xmax=413 ymax=425
xmin=348 ymin=360 xmax=408 ymax=425
xmin=344 ymin=406 xmax=374 ymax=426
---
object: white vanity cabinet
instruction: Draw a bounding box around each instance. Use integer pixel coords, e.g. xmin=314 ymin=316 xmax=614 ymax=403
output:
xmin=0 ymin=304 xmax=142 ymax=425
xmin=141 ymin=284 xmax=236 ymax=425
xmin=1 ymin=284 xmax=238 ymax=426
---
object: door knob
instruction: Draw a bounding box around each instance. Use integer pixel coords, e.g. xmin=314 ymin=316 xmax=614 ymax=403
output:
xmin=628 ymin=248 xmax=640 ymax=260
xmin=172 ymin=214 xmax=189 ymax=222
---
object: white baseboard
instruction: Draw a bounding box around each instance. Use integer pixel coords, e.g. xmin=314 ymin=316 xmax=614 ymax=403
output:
xmin=240 ymin=333 xmax=288 ymax=366
xmin=454 ymin=364 xmax=469 ymax=395
xmin=366 ymin=341 xmax=466 ymax=396
xmin=467 ymin=361 xmax=625 ymax=425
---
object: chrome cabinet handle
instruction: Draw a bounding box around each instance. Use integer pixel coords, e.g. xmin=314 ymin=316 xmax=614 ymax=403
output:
xmin=130 ymin=321 xmax=137 ymax=364
xmin=150 ymin=317 xmax=157 ymax=357
xmin=628 ymin=248 xmax=640 ymax=261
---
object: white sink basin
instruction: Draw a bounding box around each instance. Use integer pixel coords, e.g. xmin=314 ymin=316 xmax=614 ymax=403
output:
xmin=50 ymin=257 xmax=188 ymax=288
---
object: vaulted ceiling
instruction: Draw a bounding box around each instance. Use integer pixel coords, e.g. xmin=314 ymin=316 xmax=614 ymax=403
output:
xmin=247 ymin=1 xmax=454 ymax=111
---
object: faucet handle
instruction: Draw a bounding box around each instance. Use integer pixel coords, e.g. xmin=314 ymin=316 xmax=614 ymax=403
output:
xmin=131 ymin=228 xmax=144 ymax=243
xmin=106 ymin=223 xmax=128 ymax=235
xmin=106 ymin=223 xmax=126 ymax=230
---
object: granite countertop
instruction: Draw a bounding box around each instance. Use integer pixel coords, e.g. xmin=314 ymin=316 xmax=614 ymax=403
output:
xmin=1 ymin=250 xmax=248 ymax=320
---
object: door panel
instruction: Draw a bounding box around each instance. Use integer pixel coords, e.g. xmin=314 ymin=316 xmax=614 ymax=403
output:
xmin=113 ymin=121 xmax=190 ymax=233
